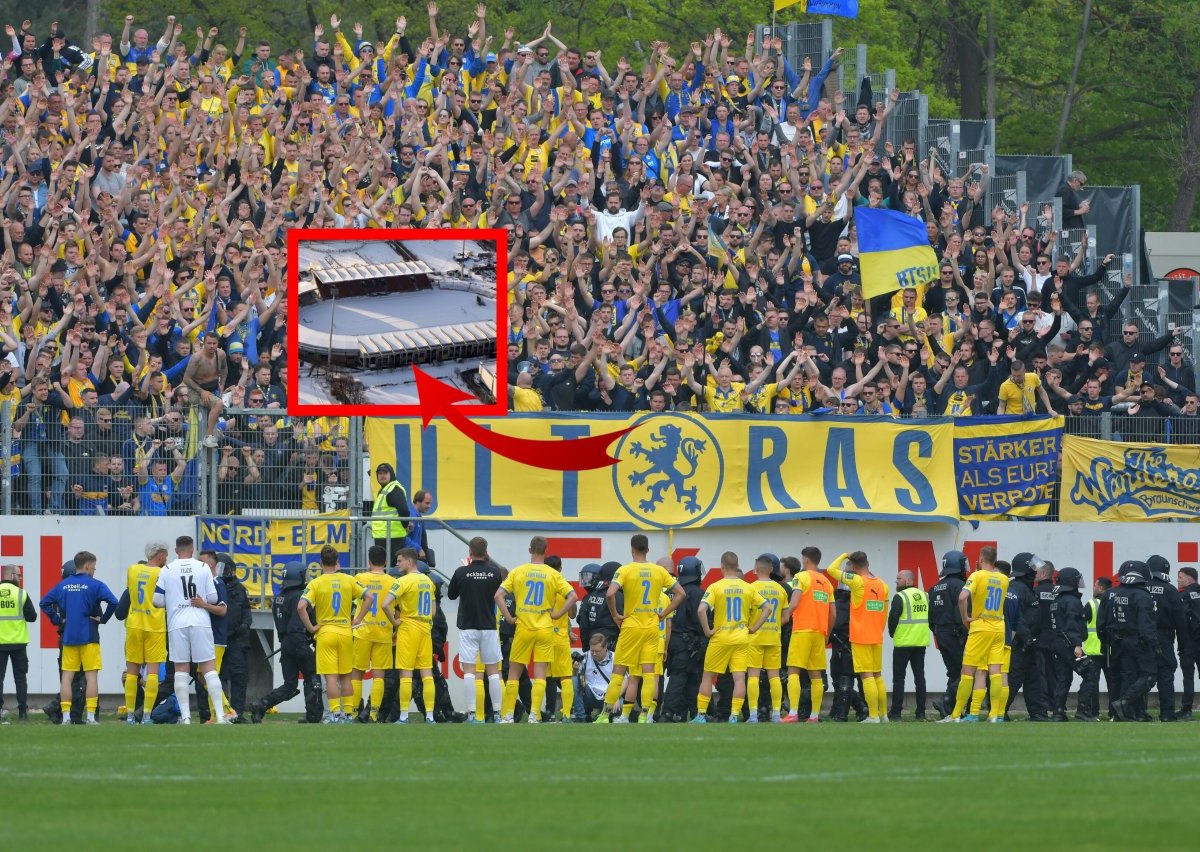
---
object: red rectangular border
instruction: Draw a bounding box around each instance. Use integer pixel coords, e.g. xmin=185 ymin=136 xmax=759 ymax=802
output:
xmin=286 ymin=227 xmax=508 ymax=417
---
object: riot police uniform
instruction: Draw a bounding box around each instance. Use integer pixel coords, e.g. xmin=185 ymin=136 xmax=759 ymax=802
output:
xmin=1180 ymin=574 xmax=1200 ymax=719
xmin=661 ymin=557 xmax=706 ymax=722
xmin=830 ymin=582 xmax=868 ymax=722
xmin=577 ymin=562 xmax=621 ymax=652
xmin=1005 ymin=553 xmax=1050 ymax=720
xmin=1145 ymin=556 xmax=1188 ymax=722
xmin=218 ymin=555 xmax=252 ymax=720
xmin=928 ymin=550 xmax=968 ymax=718
xmin=1100 ymin=561 xmax=1157 ymax=722
xmin=250 ymin=562 xmax=322 ymax=723
xmin=1047 ymin=567 xmax=1100 ymax=721
xmin=1034 ymin=573 xmax=1059 ymax=713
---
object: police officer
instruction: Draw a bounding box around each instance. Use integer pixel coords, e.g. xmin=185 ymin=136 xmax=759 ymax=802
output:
xmin=887 ymin=569 xmax=929 ymax=720
xmin=577 ymin=562 xmax=621 ymax=652
xmin=661 ymin=556 xmax=705 ymax=722
xmin=218 ymin=554 xmax=252 ymax=722
xmin=1178 ymin=567 xmax=1200 ymax=720
xmin=1100 ymin=560 xmax=1157 ymax=722
xmin=1079 ymin=576 xmax=1111 ymax=721
xmin=1047 ymin=567 xmax=1100 ymax=721
xmin=1006 ymin=552 xmax=1051 ymax=721
xmin=370 ymin=463 xmax=410 ymax=565
xmin=1145 ymin=555 xmax=1188 ymax=722
xmin=250 ymin=562 xmax=322 ymax=723
xmin=1033 ymin=560 xmax=1059 ymax=714
xmin=0 ymin=565 xmax=38 ymax=722
xmin=830 ymin=575 xmax=869 ymax=722
xmin=929 ymin=550 xmax=968 ymax=719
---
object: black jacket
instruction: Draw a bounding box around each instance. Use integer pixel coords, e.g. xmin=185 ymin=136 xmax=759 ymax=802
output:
xmin=1007 ymin=578 xmax=1039 ymax=649
xmin=224 ymin=578 xmax=252 ymax=646
xmin=446 ymin=559 xmax=503 ymax=630
xmin=1180 ymin=583 xmax=1200 ymax=642
xmin=928 ymin=574 xmax=966 ymax=630
xmin=1100 ymin=584 xmax=1155 ymax=645
xmin=670 ymin=581 xmax=705 ymax=637
xmin=1146 ymin=579 xmax=1189 ymax=646
xmin=1034 ymin=579 xmax=1057 ymax=644
xmin=577 ymin=583 xmax=621 ymax=647
xmin=1051 ymin=590 xmax=1087 ymax=648
xmin=273 ymin=585 xmax=309 ymax=643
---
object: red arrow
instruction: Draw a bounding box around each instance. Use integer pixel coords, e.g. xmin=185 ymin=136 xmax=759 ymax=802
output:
xmin=413 ymin=367 xmax=633 ymax=471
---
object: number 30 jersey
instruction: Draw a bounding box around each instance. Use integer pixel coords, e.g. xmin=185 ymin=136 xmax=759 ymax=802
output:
xmin=612 ymin=561 xmax=678 ymax=631
xmin=154 ymin=558 xmax=217 ymax=630
xmin=501 ymin=563 xmax=574 ymax=632
xmin=964 ymin=569 xmax=1010 ymax=634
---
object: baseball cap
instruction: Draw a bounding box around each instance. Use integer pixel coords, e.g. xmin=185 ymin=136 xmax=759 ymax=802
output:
xmin=1129 ymin=352 xmax=1146 ymax=361
xmin=454 ymin=162 xmax=471 ymax=174
xmin=517 ymin=45 xmax=532 ymax=55
xmin=228 ymin=341 xmax=245 ymax=354
xmin=725 ymin=75 xmax=740 ymax=85
xmin=1067 ymin=395 xmax=1083 ymax=404
xmin=485 ymin=52 xmax=497 ymax=63
xmin=837 ymin=253 xmax=854 ymax=263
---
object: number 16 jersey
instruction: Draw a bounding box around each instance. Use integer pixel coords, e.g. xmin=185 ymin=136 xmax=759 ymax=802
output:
xmin=155 ymin=558 xmax=217 ymax=630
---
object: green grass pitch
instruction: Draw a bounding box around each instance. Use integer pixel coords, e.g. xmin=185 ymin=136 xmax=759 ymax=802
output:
xmin=3 ymin=719 xmax=1196 ymax=849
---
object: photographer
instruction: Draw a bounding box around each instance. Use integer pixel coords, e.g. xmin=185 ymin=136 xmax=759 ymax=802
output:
xmin=574 ymin=633 xmax=613 ymax=722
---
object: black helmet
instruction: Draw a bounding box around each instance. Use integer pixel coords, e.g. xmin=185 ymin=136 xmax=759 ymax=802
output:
xmin=216 ymin=553 xmax=238 ymax=581
xmin=1119 ymin=560 xmax=1148 ymax=585
xmin=1146 ymin=555 xmax=1171 ymax=582
xmin=941 ymin=550 xmax=968 ymax=577
xmin=579 ymin=563 xmax=601 ymax=590
xmin=1056 ymin=567 xmax=1083 ymax=592
xmin=598 ymin=561 xmax=620 ymax=586
xmin=280 ymin=561 xmax=307 ymax=591
xmin=1011 ymin=552 xmax=1046 ymax=579
xmin=677 ymin=556 xmax=704 ymax=585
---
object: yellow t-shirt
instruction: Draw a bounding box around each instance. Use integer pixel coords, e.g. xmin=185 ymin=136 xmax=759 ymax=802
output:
xmin=997 ymin=374 xmax=1041 ymax=415
xmin=512 ymin=386 xmax=544 ymax=411
xmin=388 ymin=571 xmax=436 ymax=628
xmin=964 ymin=569 xmax=1009 ymax=633
xmin=354 ymin=571 xmax=395 ymax=642
xmin=125 ymin=563 xmax=165 ymax=632
xmin=500 ymin=563 xmax=574 ymax=632
xmin=301 ymin=571 xmax=363 ymax=634
xmin=701 ymin=578 xmax=766 ymax=644
xmin=703 ymin=382 xmax=746 ymax=413
xmin=749 ymin=579 xmax=786 ymax=647
xmin=612 ymin=561 xmax=678 ymax=631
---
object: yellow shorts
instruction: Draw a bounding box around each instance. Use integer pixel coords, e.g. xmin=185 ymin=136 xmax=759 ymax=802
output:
xmin=614 ymin=625 xmax=660 ymax=669
xmin=124 ymin=628 xmax=166 ymax=665
xmin=703 ymin=640 xmax=748 ymax=675
xmin=747 ymin=643 xmax=782 ymax=671
xmin=62 ymin=643 xmax=102 ymax=672
xmin=511 ymin=626 xmax=556 ymax=666
xmin=963 ymin=629 xmax=1006 ymax=668
xmin=315 ymin=630 xmax=353 ymax=675
xmin=395 ymin=624 xmax=434 ymax=671
xmin=788 ymin=631 xmax=828 ymax=671
xmin=654 ymin=640 xmax=665 ymax=676
xmin=1001 ymin=645 xmax=1012 ymax=674
xmin=851 ymin=642 xmax=883 ymax=674
xmin=550 ymin=633 xmax=573 ymax=679
xmin=354 ymin=637 xmax=394 ymax=672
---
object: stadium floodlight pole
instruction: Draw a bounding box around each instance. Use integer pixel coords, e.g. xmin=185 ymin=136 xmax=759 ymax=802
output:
xmin=327 ymin=283 xmax=339 ymax=376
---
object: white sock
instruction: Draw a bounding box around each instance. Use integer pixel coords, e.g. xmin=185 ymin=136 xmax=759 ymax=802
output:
xmin=488 ymin=674 xmax=503 ymax=715
xmin=87 ymin=711 xmax=96 ymax=722
xmin=174 ymin=672 xmax=191 ymax=721
xmin=204 ymin=672 xmax=228 ymax=722
xmin=463 ymin=673 xmax=476 ymax=714
xmin=426 ymin=710 xmax=434 ymax=721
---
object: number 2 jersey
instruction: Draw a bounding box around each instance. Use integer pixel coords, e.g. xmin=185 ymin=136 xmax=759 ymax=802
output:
xmin=612 ymin=561 xmax=677 ymax=631
xmin=154 ymin=557 xmax=217 ymax=630
xmin=702 ymin=578 xmax=767 ymax=645
xmin=501 ymin=563 xmax=574 ymax=632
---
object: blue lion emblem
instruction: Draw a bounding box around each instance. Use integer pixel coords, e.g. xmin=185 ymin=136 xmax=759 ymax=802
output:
xmin=625 ymin=423 xmax=707 ymax=514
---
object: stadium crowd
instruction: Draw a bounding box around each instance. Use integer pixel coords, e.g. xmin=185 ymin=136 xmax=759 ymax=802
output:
xmin=5 ymin=535 xmax=1198 ymax=725
xmin=1 ymin=9 xmax=1198 ymax=515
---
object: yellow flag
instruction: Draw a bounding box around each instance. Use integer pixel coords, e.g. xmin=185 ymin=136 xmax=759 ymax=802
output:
xmin=774 ymin=0 xmax=805 ymax=11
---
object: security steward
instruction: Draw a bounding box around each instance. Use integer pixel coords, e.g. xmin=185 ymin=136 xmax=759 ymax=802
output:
xmin=250 ymin=561 xmax=322 ymax=723
xmin=1145 ymin=555 xmax=1189 ymax=722
xmin=1006 ymin=553 xmax=1050 ymax=721
xmin=1178 ymin=567 xmax=1200 ymax=720
xmin=1100 ymin=560 xmax=1157 ymax=722
xmin=1047 ymin=567 xmax=1100 ymax=721
xmin=1079 ymin=576 xmax=1111 ymax=721
xmin=661 ymin=556 xmax=705 ymax=723
xmin=887 ymin=569 xmax=929 ymax=720
xmin=218 ymin=554 xmax=252 ymax=722
xmin=1033 ymin=560 xmax=1059 ymax=715
xmin=370 ymin=463 xmax=410 ymax=565
xmin=929 ymin=550 xmax=968 ymax=719
xmin=0 ymin=565 xmax=38 ymax=721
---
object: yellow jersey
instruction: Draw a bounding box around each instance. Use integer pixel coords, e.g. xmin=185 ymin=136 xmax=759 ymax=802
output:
xmin=552 ymin=575 xmax=573 ymax=635
xmin=963 ymin=569 xmax=1009 ymax=633
xmin=354 ymin=571 xmax=395 ymax=642
xmin=500 ymin=563 xmax=574 ymax=632
xmin=997 ymin=373 xmax=1041 ymax=415
xmin=701 ymin=578 xmax=766 ymax=644
xmin=388 ymin=572 xmax=437 ymax=629
xmin=657 ymin=591 xmax=672 ymax=647
xmin=612 ymin=561 xmax=678 ymax=631
xmin=301 ymin=571 xmax=363 ymax=635
xmin=749 ymin=579 xmax=786 ymax=647
xmin=703 ymin=382 xmax=747 ymax=413
xmin=125 ymin=562 xmax=165 ymax=632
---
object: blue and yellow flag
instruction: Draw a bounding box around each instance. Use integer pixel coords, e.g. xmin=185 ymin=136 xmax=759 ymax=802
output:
xmin=774 ymin=0 xmax=859 ymax=17
xmin=855 ymin=207 xmax=939 ymax=300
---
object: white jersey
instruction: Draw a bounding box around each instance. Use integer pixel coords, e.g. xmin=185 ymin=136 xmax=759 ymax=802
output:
xmin=154 ymin=558 xmax=218 ymax=630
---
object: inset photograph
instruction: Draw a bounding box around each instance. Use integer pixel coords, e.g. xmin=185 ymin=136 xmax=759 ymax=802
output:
xmin=287 ymin=230 xmax=505 ymax=415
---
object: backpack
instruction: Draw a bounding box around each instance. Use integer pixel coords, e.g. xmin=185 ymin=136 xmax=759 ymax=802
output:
xmin=150 ymin=694 xmax=182 ymax=724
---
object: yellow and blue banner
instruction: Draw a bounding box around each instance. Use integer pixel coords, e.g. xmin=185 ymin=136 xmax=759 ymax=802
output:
xmin=369 ymin=413 xmax=962 ymax=529
xmin=856 ymin=207 xmax=939 ymax=299
xmin=955 ymin=416 xmax=1063 ymax=520
xmin=197 ymin=514 xmax=351 ymax=598
xmin=774 ymin=0 xmax=859 ymax=17
xmin=1060 ymin=435 xmax=1200 ymax=521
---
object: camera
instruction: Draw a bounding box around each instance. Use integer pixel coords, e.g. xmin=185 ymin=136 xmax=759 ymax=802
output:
xmin=571 ymin=650 xmax=585 ymax=663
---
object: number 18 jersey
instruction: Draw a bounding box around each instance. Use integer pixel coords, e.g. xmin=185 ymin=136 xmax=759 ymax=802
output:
xmin=155 ymin=558 xmax=216 ymax=630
